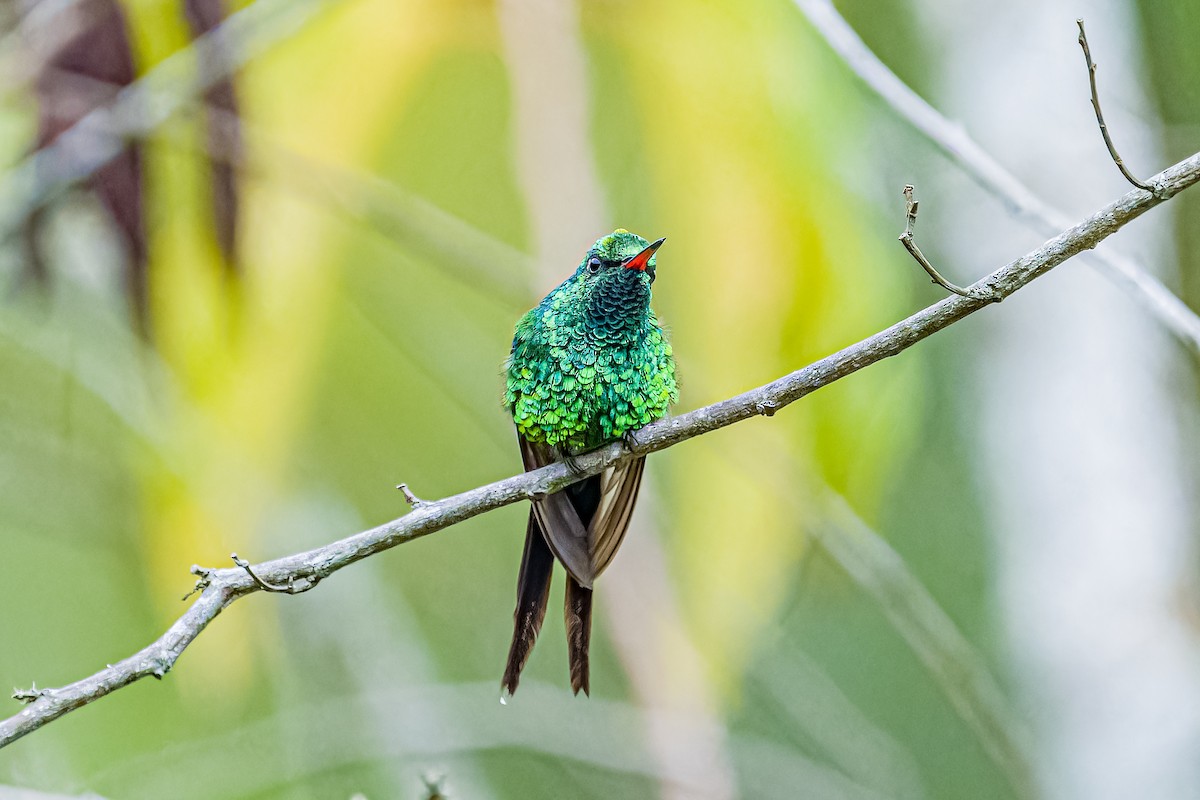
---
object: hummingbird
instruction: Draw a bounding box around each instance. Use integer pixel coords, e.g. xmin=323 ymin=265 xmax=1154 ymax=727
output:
xmin=501 ymin=229 xmax=678 ymax=696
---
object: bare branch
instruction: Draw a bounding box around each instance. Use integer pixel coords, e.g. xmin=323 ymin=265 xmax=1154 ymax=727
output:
xmin=1076 ymin=19 xmax=1157 ymax=193
xmin=793 ymin=0 xmax=1200 ymax=358
xmin=2 ymin=149 xmax=1199 ymax=750
xmin=899 ymin=185 xmax=998 ymax=302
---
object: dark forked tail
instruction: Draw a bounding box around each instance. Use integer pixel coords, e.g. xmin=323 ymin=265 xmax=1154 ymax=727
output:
xmin=503 ymin=463 xmax=606 ymax=697
xmin=502 ymin=512 xmax=555 ymax=696
xmin=564 ymin=576 xmax=593 ymax=695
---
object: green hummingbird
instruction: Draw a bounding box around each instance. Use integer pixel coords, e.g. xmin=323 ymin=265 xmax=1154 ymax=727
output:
xmin=502 ymin=229 xmax=678 ymax=696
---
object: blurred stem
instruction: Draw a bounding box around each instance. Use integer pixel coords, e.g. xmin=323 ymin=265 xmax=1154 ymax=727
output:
xmin=694 ymin=419 xmax=1034 ymax=798
xmin=810 ymin=490 xmax=1036 ymax=799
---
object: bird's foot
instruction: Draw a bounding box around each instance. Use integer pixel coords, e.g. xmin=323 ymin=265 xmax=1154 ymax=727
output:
xmin=622 ymin=428 xmax=643 ymax=453
xmin=563 ymin=454 xmax=587 ymax=477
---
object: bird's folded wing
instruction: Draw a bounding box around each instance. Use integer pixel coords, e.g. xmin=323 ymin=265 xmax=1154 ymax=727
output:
xmin=588 ymin=456 xmax=645 ymax=578
xmin=519 ymin=433 xmax=595 ymax=588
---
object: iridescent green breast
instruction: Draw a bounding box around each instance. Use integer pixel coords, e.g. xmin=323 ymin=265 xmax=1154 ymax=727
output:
xmin=504 ymin=234 xmax=678 ymax=453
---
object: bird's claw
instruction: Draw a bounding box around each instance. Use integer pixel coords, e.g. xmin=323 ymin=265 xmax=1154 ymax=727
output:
xmin=622 ymin=429 xmax=643 ymax=452
xmin=564 ymin=455 xmax=587 ymax=477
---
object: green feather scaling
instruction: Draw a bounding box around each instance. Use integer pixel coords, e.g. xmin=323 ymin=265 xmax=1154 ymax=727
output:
xmin=505 ymin=230 xmax=678 ymax=453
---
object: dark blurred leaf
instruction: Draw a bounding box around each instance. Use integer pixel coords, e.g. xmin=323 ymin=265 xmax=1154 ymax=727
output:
xmin=24 ymin=0 xmax=146 ymax=327
xmin=184 ymin=0 xmax=240 ymax=270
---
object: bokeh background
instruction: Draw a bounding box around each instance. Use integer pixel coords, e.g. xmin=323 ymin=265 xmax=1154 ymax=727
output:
xmin=1 ymin=0 xmax=1198 ymax=797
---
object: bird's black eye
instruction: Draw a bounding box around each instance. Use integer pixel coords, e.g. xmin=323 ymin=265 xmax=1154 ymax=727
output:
xmin=586 ymin=256 xmax=602 ymax=274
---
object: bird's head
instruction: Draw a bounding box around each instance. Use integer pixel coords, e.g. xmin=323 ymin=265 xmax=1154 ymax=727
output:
xmin=570 ymin=229 xmax=664 ymax=338
xmin=577 ymin=229 xmax=664 ymax=284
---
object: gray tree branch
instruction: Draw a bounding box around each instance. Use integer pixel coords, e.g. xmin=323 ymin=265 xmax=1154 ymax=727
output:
xmin=4 ymin=149 xmax=1199 ymax=750
xmin=793 ymin=0 xmax=1200 ymax=358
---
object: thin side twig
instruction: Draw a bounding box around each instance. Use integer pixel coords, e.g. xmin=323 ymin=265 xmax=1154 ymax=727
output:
xmin=899 ymin=185 xmax=998 ymax=302
xmin=180 ymin=565 xmax=213 ymax=601
xmin=231 ymin=553 xmax=315 ymax=595
xmin=792 ymin=0 xmax=1200 ymax=358
xmin=11 ymin=683 xmax=48 ymax=705
xmin=2 ymin=149 xmax=1199 ymax=750
xmin=396 ymin=483 xmax=425 ymax=508
xmin=1076 ymin=19 xmax=1156 ymax=193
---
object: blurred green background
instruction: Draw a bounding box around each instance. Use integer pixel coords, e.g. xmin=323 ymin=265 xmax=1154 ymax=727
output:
xmin=1 ymin=0 xmax=1198 ymax=798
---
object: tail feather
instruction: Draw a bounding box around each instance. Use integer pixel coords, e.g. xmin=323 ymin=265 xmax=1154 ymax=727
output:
xmin=502 ymin=512 xmax=555 ymax=696
xmin=565 ymin=576 xmax=593 ymax=696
